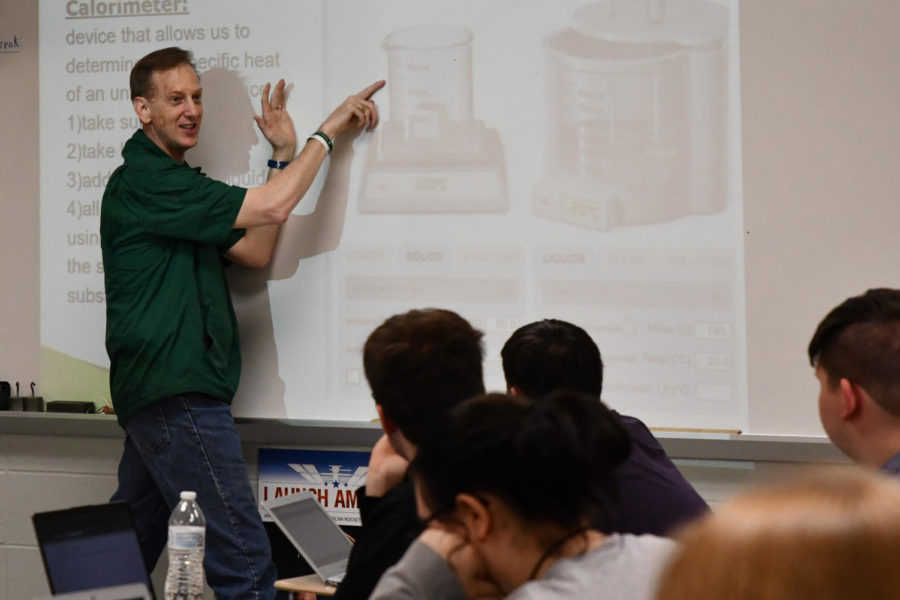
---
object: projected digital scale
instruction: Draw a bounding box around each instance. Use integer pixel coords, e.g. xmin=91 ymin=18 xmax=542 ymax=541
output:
xmin=358 ymin=26 xmax=508 ymax=214
xmin=533 ymin=0 xmax=730 ymax=230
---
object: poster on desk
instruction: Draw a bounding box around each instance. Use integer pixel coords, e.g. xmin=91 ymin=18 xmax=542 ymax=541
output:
xmin=258 ymin=448 xmax=370 ymax=526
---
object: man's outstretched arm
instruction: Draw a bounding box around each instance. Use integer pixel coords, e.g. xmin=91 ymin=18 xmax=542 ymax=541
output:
xmin=226 ymin=78 xmax=384 ymax=268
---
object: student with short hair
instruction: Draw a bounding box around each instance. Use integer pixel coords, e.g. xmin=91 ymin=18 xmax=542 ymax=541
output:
xmin=501 ymin=319 xmax=708 ymax=535
xmin=808 ymin=288 xmax=900 ymax=472
xmin=333 ymin=308 xmax=485 ymax=600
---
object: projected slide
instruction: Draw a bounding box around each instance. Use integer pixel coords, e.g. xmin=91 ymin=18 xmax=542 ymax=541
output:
xmin=40 ymin=0 xmax=745 ymax=430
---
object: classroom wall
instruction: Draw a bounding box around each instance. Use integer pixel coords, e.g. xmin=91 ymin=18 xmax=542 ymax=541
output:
xmin=741 ymin=0 xmax=900 ymax=434
xmin=0 ymin=424 xmax=850 ymax=599
xmin=0 ymin=431 xmax=214 ymax=598
xmin=0 ymin=0 xmax=40 ymax=392
xmin=0 ymin=1 xmax=895 ymax=594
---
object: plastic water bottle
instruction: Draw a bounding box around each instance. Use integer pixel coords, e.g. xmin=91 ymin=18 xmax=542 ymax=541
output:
xmin=165 ymin=491 xmax=206 ymax=600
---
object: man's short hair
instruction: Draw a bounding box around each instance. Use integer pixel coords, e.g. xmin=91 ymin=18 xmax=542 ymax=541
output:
xmin=130 ymin=47 xmax=197 ymax=100
xmin=363 ymin=308 xmax=485 ymax=446
xmin=808 ymin=288 xmax=900 ymax=415
xmin=501 ymin=319 xmax=603 ymax=399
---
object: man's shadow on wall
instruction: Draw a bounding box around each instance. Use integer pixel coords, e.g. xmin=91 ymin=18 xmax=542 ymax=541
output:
xmin=187 ymin=68 xmax=356 ymax=417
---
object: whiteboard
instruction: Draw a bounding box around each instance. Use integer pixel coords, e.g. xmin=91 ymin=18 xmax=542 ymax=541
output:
xmin=3 ymin=0 xmax=897 ymax=436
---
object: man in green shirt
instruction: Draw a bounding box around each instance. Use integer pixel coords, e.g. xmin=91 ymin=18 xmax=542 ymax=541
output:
xmin=101 ymin=46 xmax=383 ymax=599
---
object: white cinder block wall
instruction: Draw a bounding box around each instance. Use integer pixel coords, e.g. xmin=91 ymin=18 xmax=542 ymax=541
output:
xmin=0 ymin=428 xmax=850 ymax=600
xmin=0 ymin=432 xmax=224 ymax=600
xmin=1 ymin=434 xmax=120 ymax=599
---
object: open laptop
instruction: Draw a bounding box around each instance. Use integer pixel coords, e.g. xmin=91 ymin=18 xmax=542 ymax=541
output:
xmin=32 ymin=502 xmax=155 ymax=599
xmin=32 ymin=583 xmax=153 ymax=600
xmin=261 ymin=492 xmax=353 ymax=587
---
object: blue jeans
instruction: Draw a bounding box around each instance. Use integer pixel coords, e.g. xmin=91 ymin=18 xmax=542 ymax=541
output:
xmin=111 ymin=393 xmax=277 ymax=600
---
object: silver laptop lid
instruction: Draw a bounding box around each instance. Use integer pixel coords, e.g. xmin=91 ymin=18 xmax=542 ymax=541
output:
xmin=261 ymin=492 xmax=353 ymax=584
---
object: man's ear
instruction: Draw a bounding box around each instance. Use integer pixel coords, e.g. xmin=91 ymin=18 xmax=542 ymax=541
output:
xmin=456 ymin=493 xmax=491 ymax=542
xmin=508 ymin=386 xmax=521 ymax=396
xmin=375 ymin=404 xmax=398 ymax=435
xmin=133 ymin=96 xmax=152 ymax=125
xmin=838 ymin=378 xmax=865 ymax=420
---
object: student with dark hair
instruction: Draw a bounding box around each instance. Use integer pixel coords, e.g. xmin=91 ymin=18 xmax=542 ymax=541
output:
xmin=332 ymin=308 xmax=485 ymax=600
xmin=362 ymin=309 xmax=486 ymax=448
xmin=370 ymin=392 xmax=677 ymax=600
xmin=500 ymin=319 xmax=708 ymax=536
xmin=808 ymin=288 xmax=900 ymax=473
xmin=501 ymin=319 xmax=605 ymax=398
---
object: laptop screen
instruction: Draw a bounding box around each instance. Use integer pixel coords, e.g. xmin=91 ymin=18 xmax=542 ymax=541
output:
xmin=32 ymin=502 xmax=154 ymax=598
xmin=33 ymin=583 xmax=153 ymax=600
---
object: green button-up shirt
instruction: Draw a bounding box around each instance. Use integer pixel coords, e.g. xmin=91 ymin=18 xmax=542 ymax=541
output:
xmin=101 ymin=129 xmax=247 ymax=425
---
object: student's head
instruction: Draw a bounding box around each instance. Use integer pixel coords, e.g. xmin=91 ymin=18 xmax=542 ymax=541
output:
xmin=363 ymin=308 xmax=484 ymax=450
xmin=130 ymin=47 xmax=203 ymax=161
xmin=656 ymin=469 xmax=900 ymax=600
xmin=412 ymin=391 xmax=631 ymax=592
xmin=501 ymin=319 xmax=603 ymax=399
xmin=807 ymin=289 xmax=900 ymax=463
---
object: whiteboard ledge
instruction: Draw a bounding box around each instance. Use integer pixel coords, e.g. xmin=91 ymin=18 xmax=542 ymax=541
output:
xmin=0 ymin=413 xmax=846 ymax=463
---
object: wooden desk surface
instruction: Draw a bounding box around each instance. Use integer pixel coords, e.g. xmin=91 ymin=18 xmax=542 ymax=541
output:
xmin=274 ymin=574 xmax=338 ymax=597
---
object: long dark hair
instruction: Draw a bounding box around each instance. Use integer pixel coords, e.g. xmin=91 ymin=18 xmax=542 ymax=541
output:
xmin=413 ymin=391 xmax=631 ymax=533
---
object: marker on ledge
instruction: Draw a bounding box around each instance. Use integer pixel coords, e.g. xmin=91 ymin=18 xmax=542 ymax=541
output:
xmin=650 ymin=426 xmax=742 ymax=435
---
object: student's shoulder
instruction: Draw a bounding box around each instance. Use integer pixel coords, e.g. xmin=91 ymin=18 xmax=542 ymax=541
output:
xmin=610 ymin=533 xmax=680 ymax=572
xmin=615 ymin=412 xmax=656 ymax=438
xmin=617 ymin=532 xmax=679 ymax=552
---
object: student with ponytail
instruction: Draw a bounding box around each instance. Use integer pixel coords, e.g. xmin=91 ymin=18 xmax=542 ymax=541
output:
xmin=370 ymin=391 xmax=677 ymax=600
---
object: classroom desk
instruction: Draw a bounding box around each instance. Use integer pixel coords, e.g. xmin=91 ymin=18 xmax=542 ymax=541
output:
xmin=275 ymin=574 xmax=337 ymax=598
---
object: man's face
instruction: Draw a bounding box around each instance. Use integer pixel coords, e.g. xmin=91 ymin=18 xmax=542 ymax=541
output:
xmin=135 ymin=63 xmax=202 ymax=162
xmin=816 ymin=365 xmax=847 ymax=450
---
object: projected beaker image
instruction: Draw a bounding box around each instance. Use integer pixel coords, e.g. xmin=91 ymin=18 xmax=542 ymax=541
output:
xmin=533 ymin=0 xmax=729 ymax=230
xmin=385 ymin=26 xmax=474 ymax=140
xmin=358 ymin=25 xmax=507 ymax=214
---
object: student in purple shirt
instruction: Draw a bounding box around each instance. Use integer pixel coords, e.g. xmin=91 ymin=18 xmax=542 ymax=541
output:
xmin=501 ymin=319 xmax=709 ymax=536
xmin=808 ymin=288 xmax=900 ymax=475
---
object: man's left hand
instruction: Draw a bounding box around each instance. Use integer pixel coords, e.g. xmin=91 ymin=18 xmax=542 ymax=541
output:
xmin=254 ymin=79 xmax=297 ymax=161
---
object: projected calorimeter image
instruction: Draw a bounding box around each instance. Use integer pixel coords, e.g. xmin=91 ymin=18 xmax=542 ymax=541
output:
xmin=533 ymin=0 xmax=729 ymax=230
xmin=358 ymin=25 xmax=508 ymax=214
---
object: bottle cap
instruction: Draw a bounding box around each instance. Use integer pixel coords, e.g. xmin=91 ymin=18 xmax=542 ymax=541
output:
xmin=180 ymin=491 xmax=197 ymax=501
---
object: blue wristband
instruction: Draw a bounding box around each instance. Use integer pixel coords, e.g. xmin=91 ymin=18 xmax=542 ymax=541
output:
xmin=267 ymin=159 xmax=290 ymax=169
